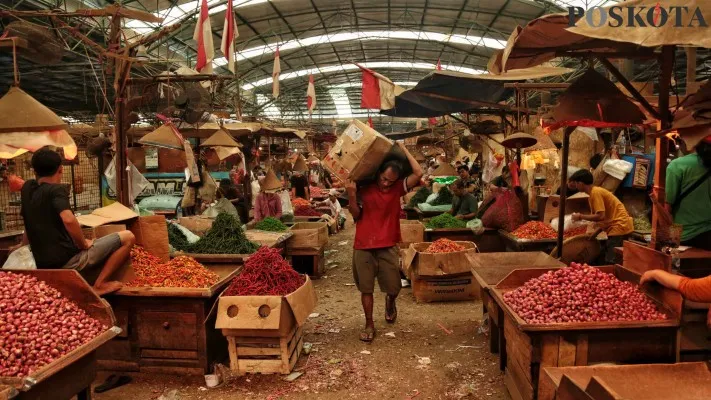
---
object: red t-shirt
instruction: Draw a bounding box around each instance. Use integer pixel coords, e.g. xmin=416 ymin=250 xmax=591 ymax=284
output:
xmin=354 ymin=180 xmax=407 ymax=250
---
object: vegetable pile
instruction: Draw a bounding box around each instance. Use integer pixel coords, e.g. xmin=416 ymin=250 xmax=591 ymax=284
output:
xmin=223 ymin=247 xmax=305 ymax=296
xmin=426 ymin=213 xmax=467 ymax=229
xmin=407 ymin=186 xmax=432 ymax=208
xmin=503 ymin=263 xmax=668 ymax=324
xmin=255 ymin=217 xmax=288 ymax=232
xmin=292 ymin=198 xmax=311 ymax=208
xmin=128 ymin=246 xmax=219 ymax=288
xmin=295 ymin=206 xmax=322 ymax=217
xmin=183 ymin=213 xmax=259 ymax=254
xmin=425 ymin=238 xmax=465 ymax=253
xmin=429 ymin=186 xmax=453 ymax=206
xmin=0 ymin=272 xmax=106 ymax=377
xmin=633 ymin=215 xmax=652 ymax=231
xmin=168 ymin=222 xmax=190 ymax=250
xmin=511 ymin=221 xmax=590 ymax=240
xmin=310 ymin=186 xmax=325 ymax=198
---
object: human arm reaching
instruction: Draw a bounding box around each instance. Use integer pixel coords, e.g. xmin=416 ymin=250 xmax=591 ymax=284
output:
xmin=345 ymin=180 xmax=360 ymax=221
xmin=397 ymin=142 xmax=423 ymax=191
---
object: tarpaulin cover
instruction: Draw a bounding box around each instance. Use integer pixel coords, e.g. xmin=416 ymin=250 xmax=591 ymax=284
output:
xmin=567 ymin=0 xmax=711 ymax=48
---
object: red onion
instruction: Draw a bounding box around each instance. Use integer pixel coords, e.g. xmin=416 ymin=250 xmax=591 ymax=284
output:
xmin=0 ymin=272 xmax=106 ymax=377
xmin=502 ymin=263 xmax=668 ymax=324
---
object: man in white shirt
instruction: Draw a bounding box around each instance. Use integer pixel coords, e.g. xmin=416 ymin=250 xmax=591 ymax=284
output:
xmin=314 ymin=189 xmax=346 ymax=229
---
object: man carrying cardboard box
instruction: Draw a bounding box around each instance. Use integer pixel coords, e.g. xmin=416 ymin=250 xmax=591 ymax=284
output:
xmin=346 ymin=141 xmax=423 ymax=342
xmin=16 ymin=148 xmax=135 ymax=295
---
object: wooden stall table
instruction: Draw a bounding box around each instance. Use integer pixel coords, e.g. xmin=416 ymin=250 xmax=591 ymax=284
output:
xmin=246 ymin=230 xmax=293 ymax=253
xmin=1 ymin=270 xmax=119 ymax=400
xmin=425 ymin=227 xmax=504 ymax=252
xmin=540 ymin=362 xmax=711 ymax=400
xmin=490 ymin=266 xmax=682 ymax=400
xmin=615 ymin=245 xmax=711 ymax=278
xmin=499 ymin=230 xmax=557 ymax=253
xmin=287 ymin=222 xmax=329 ymax=278
xmin=470 ymin=253 xmax=565 ymax=370
xmin=97 ymin=264 xmax=241 ymax=375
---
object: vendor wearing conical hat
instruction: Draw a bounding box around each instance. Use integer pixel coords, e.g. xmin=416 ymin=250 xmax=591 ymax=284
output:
xmin=254 ymin=169 xmax=283 ymax=222
xmin=290 ymin=155 xmax=310 ymax=200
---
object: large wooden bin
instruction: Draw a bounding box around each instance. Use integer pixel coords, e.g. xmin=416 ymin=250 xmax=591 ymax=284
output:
xmin=1 ymin=270 xmax=119 ymax=400
xmin=97 ymin=264 xmax=240 ymax=375
xmin=489 ymin=265 xmax=683 ymax=400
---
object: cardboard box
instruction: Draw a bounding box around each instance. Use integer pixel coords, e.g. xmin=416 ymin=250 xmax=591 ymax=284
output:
xmin=287 ymin=222 xmax=328 ymax=251
xmin=322 ymin=119 xmax=393 ymax=182
xmin=215 ymin=276 xmax=317 ymax=334
xmin=411 ymin=273 xmax=477 ymax=303
xmin=178 ymin=216 xmax=215 ymax=236
xmin=83 ymin=224 xmax=126 ymax=240
xmin=400 ymin=220 xmax=425 ymax=246
xmin=402 ymin=241 xmax=477 ymax=278
xmin=76 ymin=202 xmax=138 ymax=227
xmin=129 ymin=215 xmax=170 ymax=262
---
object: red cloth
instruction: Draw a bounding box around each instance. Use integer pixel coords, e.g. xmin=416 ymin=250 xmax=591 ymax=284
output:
xmin=354 ymin=180 xmax=406 ymax=250
xmin=254 ymin=192 xmax=282 ymax=222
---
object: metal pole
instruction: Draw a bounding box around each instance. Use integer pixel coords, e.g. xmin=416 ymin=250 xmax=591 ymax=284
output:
xmin=115 ymin=97 xmax=130 ymax=206
xmin=556 ymin=127 xmax=575 ymax=257
xmin=70 ymin=163 xmax=77 ymax=211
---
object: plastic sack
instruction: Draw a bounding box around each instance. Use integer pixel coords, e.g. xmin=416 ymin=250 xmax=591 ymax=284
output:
xmin=8 ymin=174 xmax=24 ymax=192
xmin=105 ymin=157 xmax=150 ymax=203
xmin=425 ymin=193 xmax=439 ymax=204
xmin=481 ymin=189 xmax=524 ymax=232
xmin=550 ymin=214 xmax=589 ymax=232
xmin=416 ymin=203 xmax=452 ymax=212
xmin=467 ymin=218 xmax=485 ymax=235
xmin=203 ymin=198 xmax=239 ymax=220
xmin=482 ymin=151 xmax=504 ymax=183
xmin=3 ymin=246 xmax=36 ymax=270
xmin=602 ymin=159 xmax=633 ymax=180
xmin=171 ymin=222 xmax=200 ymax=244
xmin=139 ymin=195 xmax=181 ymax=211
xmin=279 ymin=191 xmax=294 ymax=215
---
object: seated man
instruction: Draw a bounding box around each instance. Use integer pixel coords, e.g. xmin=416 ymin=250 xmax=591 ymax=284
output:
xmin=314 ymin=189 xmax=346 ymax=229
xmin=449 ymin=179 xmax=478 ymax=221
xmin=18 ymin=147 xmax=135 ymax=295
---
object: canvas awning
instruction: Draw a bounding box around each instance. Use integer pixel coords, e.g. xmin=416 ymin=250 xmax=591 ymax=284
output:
xmin=490 ymin=14 xmax=650 ymax=73
xmin=567 ymin=0 xmax=711 ymax=48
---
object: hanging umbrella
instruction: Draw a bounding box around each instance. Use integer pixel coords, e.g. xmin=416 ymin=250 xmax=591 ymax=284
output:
xmin=567 ymin=0 xmax=711 ymax=48
xmin=0 ymin=86 xmax=76 ymax=159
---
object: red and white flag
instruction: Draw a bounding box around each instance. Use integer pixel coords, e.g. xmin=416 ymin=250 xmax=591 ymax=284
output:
xmin=220 ymin=0 xmax=238 ymax=73
xmin=436 ymin=58 xmax=442 ymax=71
xmin=356 ymin=64 xmax=404 ymax=110
xmin=306 ymin=74 xmax=316 ymax=114
xmin=272 ymin=48 xmax=281 ymax=98
xmin=192 ymin=0 xmax=214 ymax=74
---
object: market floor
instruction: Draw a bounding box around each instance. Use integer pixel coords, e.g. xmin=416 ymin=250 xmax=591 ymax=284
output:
xmin=91 ymin=220 xmax=510 ymax=400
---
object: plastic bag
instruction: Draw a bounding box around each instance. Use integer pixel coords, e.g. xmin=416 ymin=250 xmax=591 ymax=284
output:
xmin=171 ymin=222 xmax=200 ymax=244
xmin=279 ymin=191 xmax=294 ymax=215
xmin=602 ymin=159 xmax=633 ymax=180
xmin=481 ymin=189 xmax=524 ymax=232
xmin=425 ymin=193 xmax=439 ymax=204
xmin=550 ymin=215 xmax=589 ymax=232
xmin=3 ymin=246 xmax=36 ymax=270
xmin=416 ymin=203 xmax=452 ymax=212
xmin=467 ymin=218 xmax=485 ymax=235
xmin=482 ymin=151 xmax=504 ymax=183
xmin=105 ymin=157 xmax=150 ymax=203
xmin=203 ymin=198 xmax=239 ymax=219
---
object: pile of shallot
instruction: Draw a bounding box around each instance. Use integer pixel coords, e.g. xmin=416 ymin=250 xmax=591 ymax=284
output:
xmin=0 ymin=272 xmax=106 ymax=377
xmin=503 ymin=263 xmax=668 ymax=324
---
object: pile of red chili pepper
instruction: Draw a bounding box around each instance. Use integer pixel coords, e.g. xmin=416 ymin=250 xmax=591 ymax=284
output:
xmin=310 ymin=186 xmax=325 ymax=197
xmin=425 ymin=238 xmax=466 ymax=253
xmin=292 ymin=198 xmax=311 ymax=208
xmin=295 ymin=205 xmax=322 ymax=217
xmin=128 ymin=246 xmax=219 ymax=288
xmin=511 ymin=221 xmax=591 ymax=240
xmin=223 ymin=247 xmax=305 ymax=296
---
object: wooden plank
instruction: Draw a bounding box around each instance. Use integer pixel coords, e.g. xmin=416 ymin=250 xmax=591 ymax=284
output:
xmin=137 ymin=311 xmax=198 ymax=350
xmin=227 ymin=337 xmax=239 ymax=372
xmin=238 ymin=359 xmax=284 ymax=375
xmin=140 ymin=349 xmax=198 ymax=360
xmin=584 ymin=376 xmax=623 ymax=400
xmin=622 ymin=241 xmax=671 ymax=274
xmin=558 ymin=375 xmax=594 ymax=400
xmin=504 ymin=369 xmax=526 ymax=400
xmin=174 ymin=252 xmax=251 ymax=263
xmin=506 ymin=361 xmax=535 ymax=400
xmin=575 ymin=334 xmax=589 ymax=366
xmin=236 ymin=347 xmax=283 ymax=356
xmin=116 ymin=264 xmax=240 ymax=297
xmin=558 ymin=335 xmax=577 ymax=367
xmin=504 ymin=316 xmax=533 ymax=385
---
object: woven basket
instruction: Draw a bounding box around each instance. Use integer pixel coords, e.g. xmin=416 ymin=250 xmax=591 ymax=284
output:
xmin=550 ymin=228 xmax=604 ymax=265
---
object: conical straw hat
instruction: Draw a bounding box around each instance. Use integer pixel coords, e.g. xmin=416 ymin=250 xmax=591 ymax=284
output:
xmin=138 ymin=124 xmax=183 ymax=150
xmin=261 ymin=169 xmax=282 ymax=192
xmin=430 ymin=163 xmax=457 ymax=177
xmin=0 ymin=86 xmax=67 ymax=133
xmin=292 ymin=155 xmax=308 ymax=172
xmin=200 ymin=128 xmax=240 ymax=147
xmin=307 ymin=155 xmax=320 ymax=163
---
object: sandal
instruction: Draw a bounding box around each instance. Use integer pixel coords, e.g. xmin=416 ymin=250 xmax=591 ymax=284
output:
xmin=385 ymin=296 xmax=397 ymax=324
xmin=359 ymin=326 xmax=376 ymax=342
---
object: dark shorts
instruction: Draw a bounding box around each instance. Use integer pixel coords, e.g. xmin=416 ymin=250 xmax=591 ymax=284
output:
xmin=63 ymin=233 xmax=122 ymax=276
xmin=352 ymin=246 xmax=401 ymax=295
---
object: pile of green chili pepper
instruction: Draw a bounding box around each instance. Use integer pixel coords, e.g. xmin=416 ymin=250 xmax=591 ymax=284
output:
xmin=426 ymin=213 xmax=467 ymax=229
xmin=185 ymin=213 xmax=260 ymax=254
xmin=168 ymin=222 xmax=191 ymax=251
xmin=407 ymin=186 xmax=432 ymax=208
xmin=255 ymin=217 xmax=288 ymax=232
xmin=429 ymin=186 xmax=453 ymax=206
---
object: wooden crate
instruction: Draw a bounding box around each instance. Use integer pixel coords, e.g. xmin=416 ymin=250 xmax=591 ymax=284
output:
xmin=287 ymin=222 xmax=328 ymax=251
xmin=490 ymin=266 xmax=683 ymax=400
xmin=1 ymin=270 xmax=119 ymax=399
xmin=290 ymin=244 xmax=326 ymax=278
xmin=97 ymin=264 xmax=240 ymax=374
xmin=225 ymin=325 xmax=304 ymax=375
xmin=82 ymin=223 xmax=126 ymax=240
xmin=403 ymin=241 xmax=477 ymax=277
xmin=540 ymin=362 xmax=711 ymax=400
xmin=470 ymin=253 xmax=565 ymax=368
xmin=425 ymin=227 xmax=505 ymax=252
xmin=399 ymin=219 xmax=425 ymax=246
